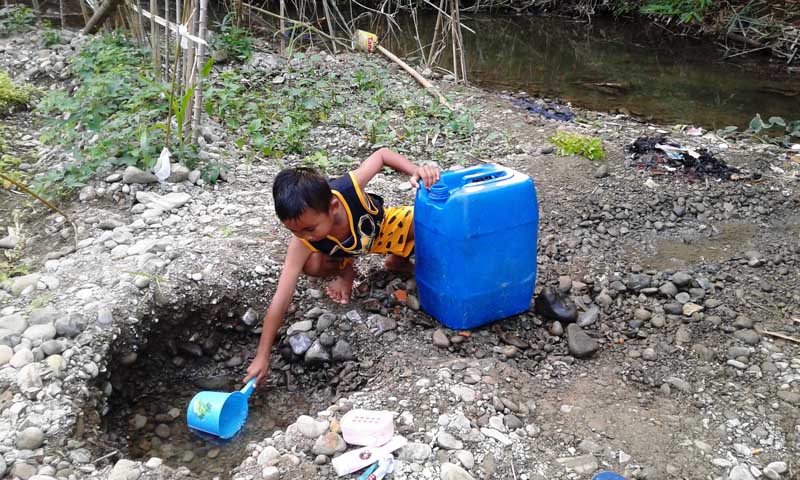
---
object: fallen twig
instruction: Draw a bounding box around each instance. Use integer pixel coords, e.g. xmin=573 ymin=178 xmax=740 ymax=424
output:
xmin=92 ymin=450 xmax=119 ymax=464
xmin=757 ymin=328 xmax=800 ymax=344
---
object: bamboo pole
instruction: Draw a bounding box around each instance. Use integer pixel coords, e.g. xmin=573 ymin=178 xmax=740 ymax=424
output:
xmin=59 ymin=0 xmax=66 ymax=28
xmin=279 ymin=0 xmax=286 ymax=52
xmin=30 ymin=0 xmax=42 ymax=23
xmin=150 ymin=0 xmax=160 ymax=77
xmin=426 ymin=0 xmax=445 ymax=67
xmin=450 ymin=0 xmax=457 ymax=83
xmin=164 ymin=0 xmax=170 ymax=81
xmin=321 ymin=0 xmax=336 ymax=53
xmin=78 ymin=0 xmax=90 ymax=26
xmin=191 ymin=0 xmax=208 ymax=140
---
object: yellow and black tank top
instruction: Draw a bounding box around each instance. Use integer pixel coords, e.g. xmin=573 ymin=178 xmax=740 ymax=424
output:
xmin=300 ymin=172 xmax=385 ymax=258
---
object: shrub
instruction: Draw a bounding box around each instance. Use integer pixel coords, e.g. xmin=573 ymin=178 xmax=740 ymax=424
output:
xmin=549 ymin=130 xmax=606 ymax=160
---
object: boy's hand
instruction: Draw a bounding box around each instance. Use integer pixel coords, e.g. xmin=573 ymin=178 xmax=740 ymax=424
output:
xmin=410 ymin=165 xmax=441 ymax=189
xmin=244 ymin=354 xmax=269 ymax=388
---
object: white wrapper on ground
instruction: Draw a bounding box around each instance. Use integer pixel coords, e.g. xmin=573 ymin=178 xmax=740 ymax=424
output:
xmin=153 ymin=147 xmax=171 ymax=182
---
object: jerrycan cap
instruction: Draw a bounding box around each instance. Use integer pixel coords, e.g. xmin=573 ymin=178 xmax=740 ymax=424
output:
xmin=428 ymin=183 xmax=450 ymax=202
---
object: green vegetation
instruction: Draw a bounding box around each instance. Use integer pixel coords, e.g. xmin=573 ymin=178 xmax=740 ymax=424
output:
xmin=549 ymin=130 xmax=606 ymax=160
xmin=748 ymin=114 xmax=800 ymax=146
xmin=42 ymin=21 xmax=63 ymax=46
xmin=638 ymin=0 xmax=715 ymax=24
xmin=36 ymin=33 xmax=198 ymax=194
xmin=0 ymin=71 xmax=36 ymax=114
xmin=210 ymin=14 xmax=253 ymax=63
xmin=0 ymin=6 xmax=35 ymax=37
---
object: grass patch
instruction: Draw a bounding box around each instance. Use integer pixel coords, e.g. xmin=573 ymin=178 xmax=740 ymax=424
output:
xmin=549 ymin=130 xmax=606 ymax=160
xmin=0 ymin=6 xmax=35 ymax=37
xmin=0 ymin=70 xmax=37 ymax=115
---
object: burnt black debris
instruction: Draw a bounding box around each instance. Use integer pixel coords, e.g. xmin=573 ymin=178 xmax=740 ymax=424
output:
xmin=513 ymin=97 xmax=575 ymax=122
xmin=626 ymin=135 xmax=743 ymax=180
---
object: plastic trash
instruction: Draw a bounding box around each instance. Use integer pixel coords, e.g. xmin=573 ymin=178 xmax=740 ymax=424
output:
xmin=186 ymin=378 xmax=256 ymax=439
xmin=592 ymin=472 xmax=626 ymax=480
xmin=153 ymin=147 xmax=171 ymax=182
xmin=357 ymin=456 xmax=395 ymax=480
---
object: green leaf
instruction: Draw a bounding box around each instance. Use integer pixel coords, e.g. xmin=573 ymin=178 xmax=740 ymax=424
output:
xmin=201 ymin=58 xmax=215 ymax=78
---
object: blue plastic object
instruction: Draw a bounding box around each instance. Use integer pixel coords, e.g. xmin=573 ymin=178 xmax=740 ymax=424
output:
xmin=186 ymin=378 xmax=256 ymax=439
xmin=414 ymin=163 xmax=539 ymax=330
xmin=592 ymin=472 xmax=626 ymax=480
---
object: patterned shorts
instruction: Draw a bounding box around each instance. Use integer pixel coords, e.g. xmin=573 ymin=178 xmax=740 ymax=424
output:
xmin=369 ymin=206 xmax=414 ymax=257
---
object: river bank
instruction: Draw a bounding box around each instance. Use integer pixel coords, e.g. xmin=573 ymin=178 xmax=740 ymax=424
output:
xmin=1 ymin=23 xmax=799 ymax=480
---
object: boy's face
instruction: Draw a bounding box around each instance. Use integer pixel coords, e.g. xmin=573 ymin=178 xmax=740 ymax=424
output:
xmin=283 ymin=200 xmax=335 ymax=243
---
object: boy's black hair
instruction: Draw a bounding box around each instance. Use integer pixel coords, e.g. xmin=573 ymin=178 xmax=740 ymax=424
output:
xmin=273 ymin=167 xmax=333 ymax=221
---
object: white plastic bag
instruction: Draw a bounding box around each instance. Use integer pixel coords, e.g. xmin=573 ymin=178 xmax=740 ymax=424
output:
xmin=153 ymin=147 xmax=171 ymax=182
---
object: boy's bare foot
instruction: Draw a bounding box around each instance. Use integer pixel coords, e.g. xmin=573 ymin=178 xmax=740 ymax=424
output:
xmin=384 ymin=254 xmax=414 ymax=273
xmin=326 ymin=261 xmax=355 ymax=304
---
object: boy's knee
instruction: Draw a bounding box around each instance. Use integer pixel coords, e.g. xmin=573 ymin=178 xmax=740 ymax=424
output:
xmin=303 ymin=253 xmax=324 ymax=276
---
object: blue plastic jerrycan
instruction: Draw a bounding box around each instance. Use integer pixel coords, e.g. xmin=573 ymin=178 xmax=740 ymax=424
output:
xmin=186 ymin=378 xmax=256 ymax=439
xmin=414 ymin=163 xmax=539 ymax=330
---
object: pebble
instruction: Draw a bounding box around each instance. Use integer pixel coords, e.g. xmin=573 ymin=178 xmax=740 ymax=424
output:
xmin=16 ymin=426 xmax=45 ymax=449
xmin=734 ymin=330 xmax=761 ymax=345
xmin=262 ymin=466 xmax=279 ymax=480
xmin=556 ymin=454 xmax=598 ymax=475
xmin=566 ymin=324 xmax=599 ymax=358
xmin=437 ymin=432 xmax=464 ymax=450
xmin=480 ymin=427 xmax=512 ymax=446
xmin=304 ymin=340 xmax=331 ymax=363
xmin=433 ymin=329 xmax=451 ymax=347
xmin=728 ymin=465 xmax=755 ymax=480
xmin=331 ymin=340 xmax=354 ymax=361
xmin=257 ymin=446 xmax=281 ymax=466
xmin=577 ymin=304 xmax=600 ymax=327
xmin=400 ymin=442 xmax=432 ymax=462
xmin=440 ymin=462 xmax=475 ymax=480
xmin=296 ymin=416 xmax=329 ymax=438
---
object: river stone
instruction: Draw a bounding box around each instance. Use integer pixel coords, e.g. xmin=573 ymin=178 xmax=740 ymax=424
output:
xmin=289 ymin=334 xmax=313 ymax=355
xmin=135 ymin=191 xmax=191 ymax=211
xmin=627 ymin=274 xmax=652 ymax=291
xmin=399 ymin=443 xmax=432 ymax=462
xmin=733 ymin=316 xmax=754 ymax=329
xmin=167 ymin=163 xmax=190 ymax=183
xmin=776 ymin=391 xmax=800 ymax=405
xmin=46 ymin=354 xmax=66 ymax=377
xmin=557 ymin=454 xmax=598 ymax=475
xmin=304 ymin=340 xmax=331 ymax=364
xmin=23 ymin=324 xmax=56 ymax=342
xmin=10 ymin=348 xmax=34 ymax=368
xmin=287 ymin=320 xmax=313 ymax=335
xmin=0 ymin=456 xmax=5 ymax=477
xmin=12 ymin=273 xmax=41 ymax=296
xmin=257 ymin=446 xmax=281 ymax=466
xmin=480 ymin=427 xmax=512 ymax=446
xmin=312 ymin=432 xmax=346 ymax=455
xmin=331 ymin=339 xmax=354 ymax=361
xmin=241 ymin=308 xmax=259 ymax=327
xmin=316 ymin=313 xmax=336 ymax=331
xmin=55 ymin=315 xmax=84 ymax=338
xmin=16 ymin=426 xmax=45 ymax=449
xmin=670 ymin=271 xmax=693 ymax=288
xmin=659 ymin=282 xmax=678 ymax=297
xmin=728 ymin=465 xmax=755 ymax=480
xmin=296 ymin=416 xmax=329 ymax=438
xmin=28 ymin=307 xmax=58 ymax=326
xmin=567 ymin=324 xmax=599 ymax=358
xmin=262 ymin=466 xmax=279 ymax=480
xmin=122 ymin=166 xmax=158 ymax=184
xmin=0 ymin=344 xmax=12 ymax=365
xmin=734 ymin=329 xmax=761 ymax=345
xmin=11 ymin=463 xmax=37 ymax=479
xmin=41 ymin=340 xmax=64 ymax=356
xmin=0 ymin=313 xmax=28 ymax=334
xmin=155 ymin=424 xmax=170 ymax=439
xmin=109 ymin=459 xmax=141 ymax=480
xmin=577 ymin=305 xmax=600 ymax=327
xmin=437 ymin=432 xmax=464 ymax=450
xmin=454 ymin=450 xmax=475 ymax=470
xmin=440 ymin=462 xmax=475 ymax=480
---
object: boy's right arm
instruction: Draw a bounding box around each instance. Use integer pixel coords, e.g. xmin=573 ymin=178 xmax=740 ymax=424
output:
xmin=244 ymin=236 xmax=311 ymax=387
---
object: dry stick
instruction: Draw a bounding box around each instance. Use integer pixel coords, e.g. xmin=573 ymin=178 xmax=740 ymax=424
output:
xmin=0 ymin=173 xmax=78 ymax=246
xmin=59 ymin=0 xmax=65 ymax=28
xmin=426 ymin=0 xmax=444 ymax=67
xmin=150 ymin=0 xmax=158 ymax=74
xmin=78 ymin=0 xmax=90 ymax=25
xmin=31 ymin=0 xmax=42 ymax=23
xmin=321 ymin=0 xmax=336 ymax=53
xmin=241 ymin=2 xmax=351 ymax=51
xmin=452 ymin=0 xmax=466 ymax=83
xmin=164 ymin=0 xmax=170 ymax=82
xmin=376 ymin=44 xmax=450 ymax=108
xmin=279 ymin=0 xmax=286 ymax=52
xmin=757 ymin=329 xmax=800 ymax=344
xmin=420 ymin=0 xmax=475 ymax=34
xmin=449 ymin=0 xmax=457 ymax=82
xmin=191 ymin=0 xmax=208 ymax=140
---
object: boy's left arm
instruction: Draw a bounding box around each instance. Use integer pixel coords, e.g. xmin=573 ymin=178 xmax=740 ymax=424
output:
xmin=352 ymin=148 xmax=440 ymax=190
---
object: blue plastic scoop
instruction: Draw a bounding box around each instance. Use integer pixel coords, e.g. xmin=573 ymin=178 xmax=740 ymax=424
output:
xmin=186 ymin=378 xmax=256 ymax=439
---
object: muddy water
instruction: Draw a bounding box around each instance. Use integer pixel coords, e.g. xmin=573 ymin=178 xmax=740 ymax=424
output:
xmin=108 ymin=375 xmax=315 ymax=477
xmin=386 ymin=15 xmax=800 ymax=130
xmin=637 ymin=223 xmax=758 ymax=271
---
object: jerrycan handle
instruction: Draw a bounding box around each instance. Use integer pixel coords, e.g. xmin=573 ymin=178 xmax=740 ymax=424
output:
xmin=240 ymin=378 xmax=257 ymax=398
xmin=461 ymin=168 xmax=509 ymax=187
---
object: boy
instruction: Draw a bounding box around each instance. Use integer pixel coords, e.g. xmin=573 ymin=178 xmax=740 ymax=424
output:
xmin=244 ymin=148 xmax=440 ymax=387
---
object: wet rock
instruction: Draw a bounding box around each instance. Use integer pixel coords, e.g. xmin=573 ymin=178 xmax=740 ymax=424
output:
xmin=304 ymin=340 xmax=330 ymax=364
xmin=440 ymin=462 xmax=475 ymax=480
xmin=577 ymin=305 xmax=600 ymax=327
xmin=331 ymin=340 xmax=354 ymax=361
xmin=534 ymin=287 xmax=577 ymax=323
xmin=17 ymin=426 xmax=45 ymax=449
xmin=566 ymin=324 xmax=599 ymax=358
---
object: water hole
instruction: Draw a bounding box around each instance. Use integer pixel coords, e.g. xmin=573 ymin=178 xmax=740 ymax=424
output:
xmin=100 ymin=296 xmax=335 ymax=478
